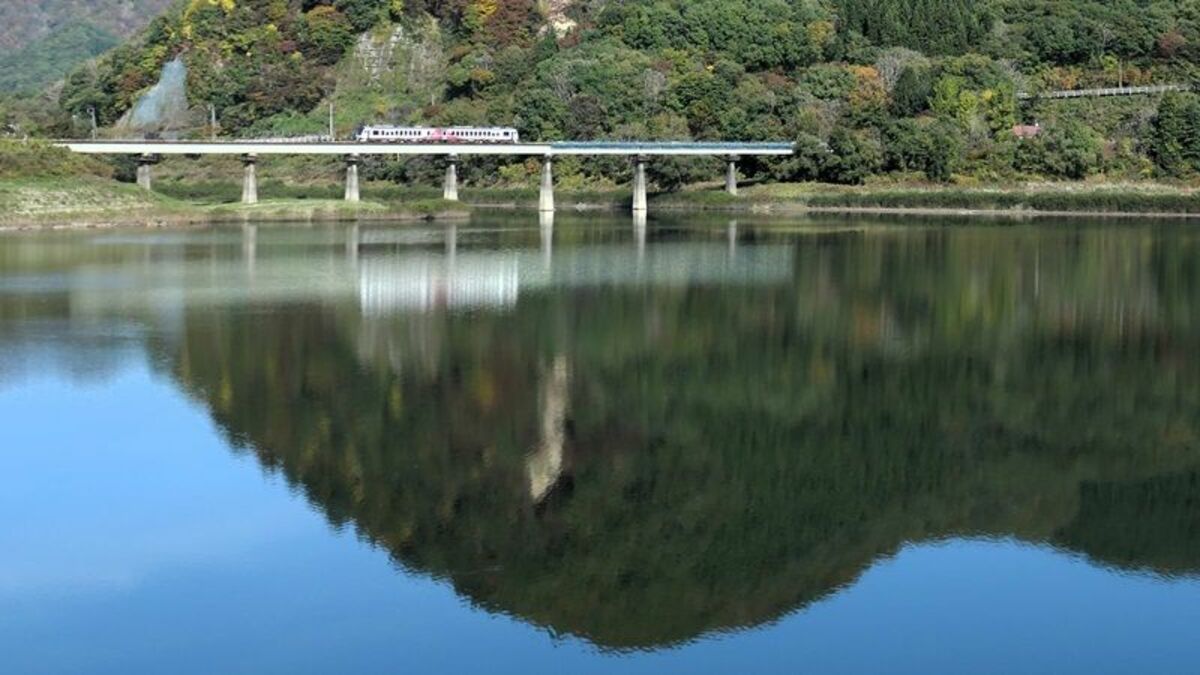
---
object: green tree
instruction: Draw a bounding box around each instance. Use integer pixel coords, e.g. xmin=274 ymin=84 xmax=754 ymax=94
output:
xmin=924 ymin=119 xmax=964 ymax=181
xmin=824 ymin=127 xmax=882 ymax=184
xmin=299 ymin=7 xmax=356 ymax=66
xmin=891 ymin=65 xmax=933 ymax=116
xmin=1149 ymin=92 xmax=1200 ymax=176
xmin=1015 ymin=119 xmax=1103 ymax=179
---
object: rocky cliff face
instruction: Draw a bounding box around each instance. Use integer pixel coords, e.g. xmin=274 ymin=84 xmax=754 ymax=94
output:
xmin=341 ymin=19 xmax=448 ymax=118
xmin=543 ymin=0 xmax=578 ymax=37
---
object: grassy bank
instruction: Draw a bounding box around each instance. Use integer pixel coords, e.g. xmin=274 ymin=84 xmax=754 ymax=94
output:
xmin=651 ymin=182 xmax=1200 ymax=216
xmin=7 ymin=151 xmax=1200 ymax=228
xmin=152 ymin=174 xmax=1200 ymax=218
xmin=155 ymin=179 xmax=629 ymax=210
xmin=9 ymin=177 xmax=1200 ymax=229
xmin=204 ymin=197 xmax=470 ymax=223
xmin=0 ymin=178 xmax=471 ymax=229
xmin=0 ymin=176 xmax=188 ymax=227
xmin=0 ymin=141 xmax=475 ymax=228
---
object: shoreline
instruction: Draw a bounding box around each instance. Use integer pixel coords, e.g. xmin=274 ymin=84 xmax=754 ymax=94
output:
xmin=0 ymin=210 xmax=473 ymax=232
xmin=0 ymin=208 xmax=472 ymax=231
xmin=6 ymin=201 xmax=1199 ymax=231
xmin=0 ymin=181 xmax=474 ymax=231
xmin=5 ymin=178 xmax=1200 ymax=230
xmin=648 ymin=203 xmax=1200 ymax=220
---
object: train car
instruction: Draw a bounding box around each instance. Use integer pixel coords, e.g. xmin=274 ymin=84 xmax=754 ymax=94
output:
xmin=355 ymin=126 xmax=520 ymax=144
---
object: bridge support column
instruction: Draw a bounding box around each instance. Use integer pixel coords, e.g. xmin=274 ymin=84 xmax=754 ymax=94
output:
xmin=344 ymin=155 xmax=361 ymax=202
xmin=136 ymin=155 xmax=154 ymax=191
xmin=725 ymin=155 xmax=739 ymax=196
xmin=443 ymin=154 xmax=459 ymax=201
xmin=539 ymin=156 xmax=555 ymax=213
xmin=632 ymin=156 xmax=648 ymax=213
xmin=241 ymin=154 xmax=258 ymax=205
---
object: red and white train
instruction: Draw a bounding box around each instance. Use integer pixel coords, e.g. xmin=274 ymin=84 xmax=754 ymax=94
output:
xmin=354 ymin=125 xmax=520 ymax=143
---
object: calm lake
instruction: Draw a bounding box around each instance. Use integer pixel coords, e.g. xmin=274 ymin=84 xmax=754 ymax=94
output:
xmin=2 ymin=212 xmax=1199 ymax=674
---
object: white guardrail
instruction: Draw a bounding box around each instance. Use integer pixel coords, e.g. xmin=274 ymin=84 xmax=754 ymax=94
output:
xmin=1017 ymin=84 xmax=1190 ymax=100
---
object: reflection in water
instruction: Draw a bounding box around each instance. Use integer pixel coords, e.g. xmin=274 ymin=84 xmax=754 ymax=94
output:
xmin=346 ymin=223 xmax=360 ymax=264
xmin=359 ymin=255 xmax=522 ymax=313
xmin=242 ymin=223 xmax=256 ymax=273
xmin=3 ymin=217 xmax=1200 ymax=654
xmin=540 ymin=211 xmax=554 ymax=270
xmin=528 ymin=355 xmax=569 ymax=503
xmin=634 ymin=211 xmax=647 ymax=263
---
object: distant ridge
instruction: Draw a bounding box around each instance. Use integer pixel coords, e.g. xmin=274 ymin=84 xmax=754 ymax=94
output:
xmin=0 ymin=0 xmax=173 ymax=53
xmin=0 ymin=0 xmax=174 ymax=92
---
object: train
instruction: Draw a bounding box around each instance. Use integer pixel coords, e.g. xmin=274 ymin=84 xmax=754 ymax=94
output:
xmin=354 ymin=125 xmax=520 ymax=144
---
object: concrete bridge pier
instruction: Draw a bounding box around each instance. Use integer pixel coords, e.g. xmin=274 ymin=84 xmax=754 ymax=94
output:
xmin=344 ymin=154 xmax=361 ymax=202
xmin=444 ymin=154 xmax=459 ymax=201
xmin=136 ymin=154 xmax=154 ymax=191
xmin=241 ymin=154 xmax=258 ymax=205
xmin=725 ymin=155 xmax=740 ymax=196
xmin=539 ymin=156 xmax=555 ymax=213
xmin=632 ymin=156 xmax=648 ymax=213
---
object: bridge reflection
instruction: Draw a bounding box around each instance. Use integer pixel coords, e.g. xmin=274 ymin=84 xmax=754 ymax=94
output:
xmin=355 ymin=238 xmax=792 ymax=314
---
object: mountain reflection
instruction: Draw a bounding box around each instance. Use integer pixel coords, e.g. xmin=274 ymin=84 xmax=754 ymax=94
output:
xmin=6 ymin=221 xmax=1200 ymax=650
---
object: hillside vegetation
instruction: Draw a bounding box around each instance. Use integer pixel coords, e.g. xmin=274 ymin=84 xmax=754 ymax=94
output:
xmin=0 ymin=23 xmax=119 ymax=94
xmin=0 ymin=0 xmax=174 ymax=93
xmin=12 ymin=0 xmax=1200 ymax=187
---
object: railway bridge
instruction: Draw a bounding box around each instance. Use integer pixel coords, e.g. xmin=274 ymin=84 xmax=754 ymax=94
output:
xmin=57 ymin=141 xmax=794 ymax=213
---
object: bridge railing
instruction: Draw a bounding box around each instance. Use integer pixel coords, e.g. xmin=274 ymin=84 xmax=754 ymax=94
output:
xmin=237 ymin=135 xmax=334 ymax=143
xmin=549 ymin=141 xmax=794 ymax=152
xmin=1017 ymin=84 xmax=1191 ymax=100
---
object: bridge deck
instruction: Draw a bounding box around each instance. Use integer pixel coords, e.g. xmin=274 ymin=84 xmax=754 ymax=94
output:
xmin=57 ymin=140 xmax=794 ymax=157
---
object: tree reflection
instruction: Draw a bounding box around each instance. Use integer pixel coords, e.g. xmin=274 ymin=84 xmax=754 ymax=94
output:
xmin=140 ymin=225 xmax=1200 ymax=649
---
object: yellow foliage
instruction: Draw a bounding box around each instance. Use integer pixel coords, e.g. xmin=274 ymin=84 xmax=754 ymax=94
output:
xmin=182 ymin=0 xmax=236 ymax=39
xmin=806 ymin=20 xmax=835 ymax=49
xmin=847 ymin=65 xmax=886 ymax=109
xmin=474 ymin=0 xmax=499 ymax=22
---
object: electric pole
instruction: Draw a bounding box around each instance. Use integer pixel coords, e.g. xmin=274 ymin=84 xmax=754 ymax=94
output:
xmin=328 ymin=102 xmax=335 ymax=141
xmin=88 ymin=107 xmax=97 ymax=140
xmin=210 ymin=104 xmax=217 ymax=141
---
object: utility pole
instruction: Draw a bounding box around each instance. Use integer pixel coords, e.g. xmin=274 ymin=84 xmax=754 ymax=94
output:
xmin=209 ymin=104 xmax=217 ymax=141
xmin=328 ymin=102 xmax=335 ymax=141
xmin=87 ymin=107 xmax=97 ymax=140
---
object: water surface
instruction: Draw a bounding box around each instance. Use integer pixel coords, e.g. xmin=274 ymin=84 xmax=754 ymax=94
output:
xmin=3 ymin=213 xmax=1200 ymax=673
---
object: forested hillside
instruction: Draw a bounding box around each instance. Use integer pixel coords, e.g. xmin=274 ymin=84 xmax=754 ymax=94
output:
xmin=0 ymin=0 xmax=174 ymax=52
xmin=20 ymin=0 xmax=1200 ymax=184
xmin=0 ymin=23 xmax=119 ymax=93
xmin=0 ymin=0 xmax=174 ymax=93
